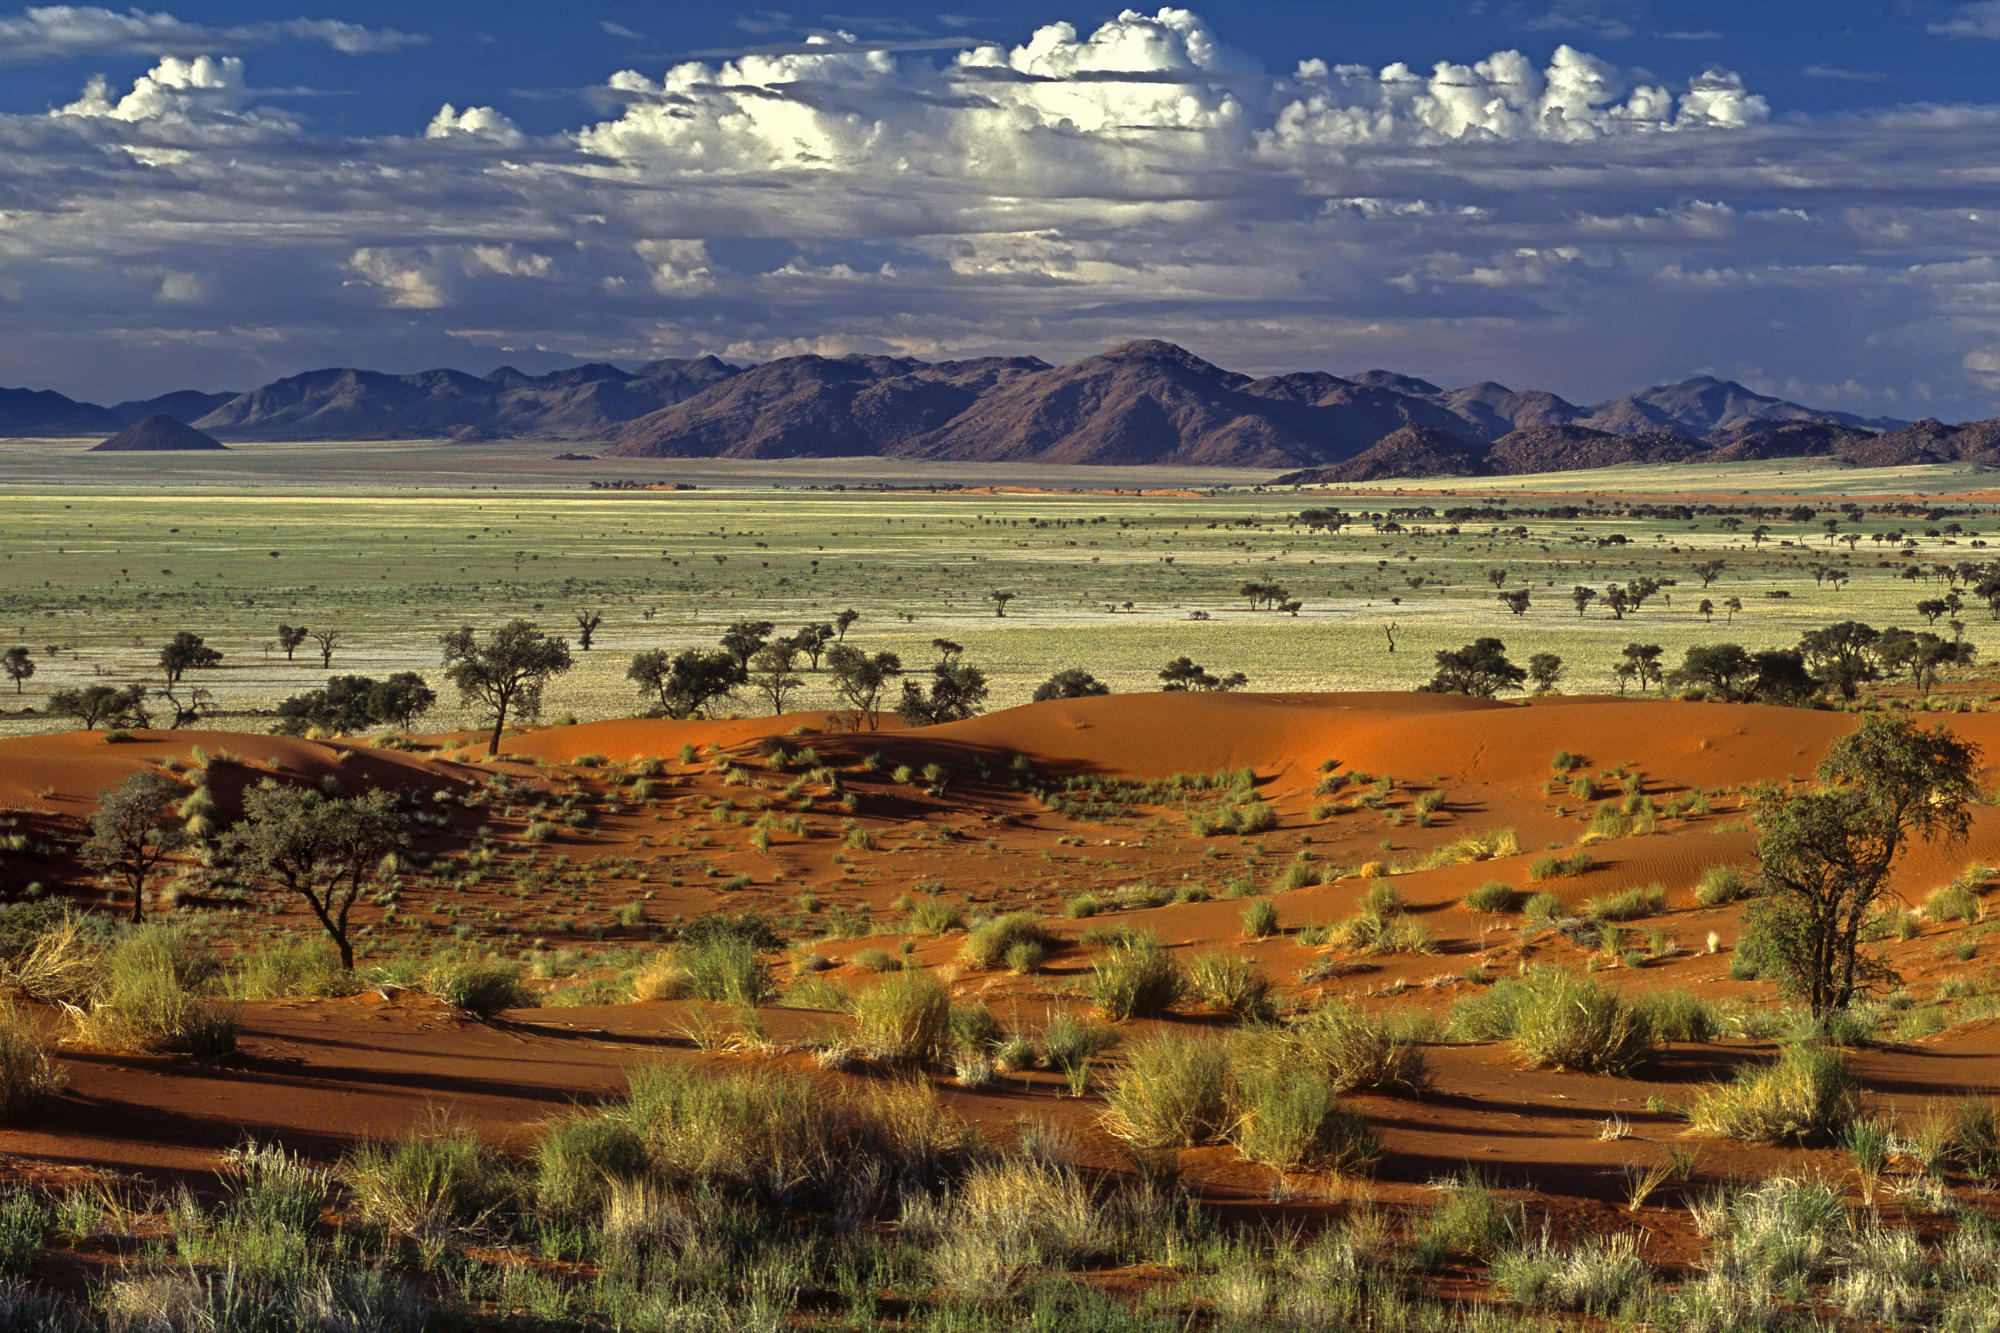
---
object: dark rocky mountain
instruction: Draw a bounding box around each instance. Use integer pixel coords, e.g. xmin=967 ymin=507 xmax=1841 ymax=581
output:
xmin=1577 ymin=375 xmax=1902 ymax=438
xmin=89 ymin=414 xmax=226 ymax=452
xmin=1292 ymin=426 xmax=1494 ymax=483
xmin=108 ymin=390 xmax=239 ymax=428
xmin=191 ymin=357 xmax=739 ymax=440
xmin=0 ymin=387 xmax=120 ymax=437
xmin=1486 ymin=425 xmax=1706 ymax=473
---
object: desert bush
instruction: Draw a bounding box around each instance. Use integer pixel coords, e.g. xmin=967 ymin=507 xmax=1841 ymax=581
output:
xmin=0 ymin=1005 xmax=63 ymax=1122
xmin=1226 ymin=1064 xmax=1379 ymax=1173
xmin=1184 ymin=952 xmax=1275 ymax=1022
xmin=1586 ymin=883 xmax=1668 ymax=921
xmin=533 ymin=1109 xmax=647 ymax=1214
xmin=1428 ymin=827 xmax=1520 ymax=865
xmin=1689 ymin=1173 xmax=1847 ymax=1285
xmin=1695 ymin=865 xmax=1748 ymax=907
xmin=919 ymin=1156 xmax=1110 ymax=1301
xmin=630 ymin=955 xmax=690 ymax=1002
xmin=1412 ymin=1168 xmax=1518 ymax=1268
xmin=1099 ymin=1032 xmax=1230 ymax=1148
xmin=1286 ymin=1002 xmax=1430 ymax=1095
xmin=907 ymin=895 xmax=965 ymax=936
xmin=1631 ymin=988 xmax=1720 ymax=1042
xmin=1329 ymin=910 xmax=1438 ymax=956
xmin=1464 ymin=882 xmax=1520 ymax=913
xmin=1087 ymin=934 xmax=1183 ymax=1020
xmin=1522 ymin=890 xmax=1565 ymax=922
xmin=1685 ymin=1043 xmax=1859 ymax=1143
xmin=1492 ymin=1232 xmax=1649 ymax=1312
xmin=1927 ymin=882 xmax=1982 ymax=924
xmin=959 ymin=914 xmax=1052 ymax=971
xmin=1061 ymin=892 xmax=1104 ymax=919
xmin=227 ymin=942 xmax=357 ymax=1001
xmin=853 ymin=970 xmax=952 ymax=1062
xmin=1508 ymin=968 xmax=1654 ymax=1075
xmin=342 ymin=1118 xmax=513 ymax=1238
xmin=0 ymin=909 xmax=100 ymax=1007
xmin=421 ymin=951 xmax=533 ymax=1017
xmin=1240 ymin=898 xmax=1279 ymax=939
xmin=71 ymin=929 xmax=235 ymax=1059
xmin=674 ymin=936 xmax=773 ymax=1006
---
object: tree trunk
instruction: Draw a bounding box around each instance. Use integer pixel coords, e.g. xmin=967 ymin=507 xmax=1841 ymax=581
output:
xmin=486 ymin=706 xmax=507 ymax=758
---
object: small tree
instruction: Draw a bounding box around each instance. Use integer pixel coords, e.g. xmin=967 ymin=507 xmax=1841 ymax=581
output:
xmin=825 ymin=644 xmax=902 ymax=730
xmin=440 ymin=621 xmax=574 ymax=758
xmin=310 ymin=629 xmax=341 ymax=669
xmin=1499 ymin=589 xmax=1531 ymax=616
xmin=1746 ymin=715 xmax=1979 ymax=1017
xmin=159 ymin=631 xmax=221 ymax=685
xmin=1693 ymin=559 xmax=1725 ymax=590
xmin=1723 ymin=596 xmax=1743 ymax=625
xmin=1033 ymin=668 xmax=1111 ymax=702
xmin=574 ymin=609 xmax=604 ymax=652
xmin=746 ymin=641 xmax=805 ymax=715
xmin=1697 ymin=598 xmax=1714 ymax=622
xmin=1159 ymin=657 xmax=1246 ymax=692
xmin=627 ymin=648 xmax=744 ymax=720
xmin=277 ymin=624 xmax=309 ymax=662
xmin=898 ymin=640 xmax=989 ymax=726
xmin=989 ymin=590 xmax=1017 ymax=618
xmin=223 ymin=783 xmax=403 ymax=970
xmin=1571 ymin=586 xmax=1596 ymax=617
xmin=719 ymin=620 xmax=775 ymax=672
xmin=1527 ymin=653 xmax=1564 ymax=694
xmin=275 ymin=673 xmax=436 ymax=736
xmin=1 ymin=647 xmax=31 ymax=694
xmin=833 ymin=608 xmax=861 ymax=642
xmin=793 ymin=623 xmax=834 ymax=670
xmin=1620 ymin=643 xmax=1664 ymax=693
xmin=82 ymin=771 xmax=188 ymax=923
xmin=49 ymin=683 xmax=150 ymax=731
xmin=1421 ymin=639 xmax=1524 ymax=698
xmin=1667 ymin=643 xmax=1755 ymax=700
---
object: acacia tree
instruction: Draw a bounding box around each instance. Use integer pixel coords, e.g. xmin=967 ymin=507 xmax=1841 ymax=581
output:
xmin=49 ymin=683 xmax=150 ymax=730
xmin=1420 ymin=639 xmax=1523 ymax=698
xmin=988 ymin=590 xmax=1017 ymax=618
xmin=825 ymin=644 xmax=902 ymax=730
xmin=1159 ymin=657 xmax=1247 ymax=692
xmin=832 ymin=608 xmax=861 ymax=642
xmin=310 ymin=629 xmax=341 ymax=669
xmin=719 ymin=620 xmax=775 ymax=672
xmin=574 ymin=610 xmax=604 ymax=651
xmin=1033 ymin=668 xmax=1110 ymax=702
xmin=159 ymin=631 xmax=221 ymax=685
xmin=1527 ymin=653 xmax=1564 ymax=693
xmin=277 ymin=625 xmax=309 ymax=661
xmin=627 ymin=648 xmax=744 ymax=719
xmin=441 ymin=621 xmax=574 ymax=758
xmin=746 ymin=641 xmax=805 ymax=714
xmin=1 ymin=647 xmax=31 ymax=694
xmin=1746 ymin=715 xmax=1979 ymax=1017
xmin=82 ymin=771 xmax=189 ymax=923
xmin=1620 ymin=643 xmax=1664 ymax=693
xmin=223 ymin=783 xmax=403 ymax=970
xmin=1499 ymin=589 xmax=1531 ymax=616
xmin=793 ymin=623 xmax=834 ymax=670
xmin=898 ymin=639 xmax=989 ymax=725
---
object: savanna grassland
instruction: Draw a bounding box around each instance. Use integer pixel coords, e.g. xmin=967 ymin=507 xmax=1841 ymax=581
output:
xmin=9 ymin=441 xmax=2000 ymax=1331
xmin=4 ymin=440 xmax=2000 ymax=736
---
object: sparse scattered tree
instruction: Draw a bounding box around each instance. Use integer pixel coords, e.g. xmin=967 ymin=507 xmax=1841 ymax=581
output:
xmin=1033 ymin=669 xmax=1111 ymax=702
xmin=746 ymin=641 xmax=805 ymax=715
xmin=793 ymin=623 xmax=835 ymax=670
xmin=1697 ymin=598 xmax=1714 ymax=622
xmin=719 ymin=620 xmax=775 ymax=671
xmin=1571 ymin=586 xmax=1596 ymax=618
xmin=898 ymin=640 xmax=989 ymax=725
xmin=1 ymin=646 xmax=31 ymax=694
xmin=310 ymin=629 xmax=340 ymax=670
xmin=1693 ymin=559 xmax=1725 ymax=590
xmin=1666 ymin=642 xmax=1756 ymax=700
xmin=1723 ymin=595 xmax=1743 ymax=624
xmin=628 ymin=648 xmax=745 ymax=720
xmin=440 ymin=621 xmax=574 ymax=758
xmin=1421 ymin=638 xmax=1524 ymax=698
xmin=277 ymin=625 xmax=309 ymax=662
xmin=1159 ymin=657 xmax=1247 ymax=692
xmin=574 ymin=610 xmax=604 ymax=651
xmin=1744 ymin=715 xmax=1979 ymax=1017
xmin=159 ymin=631 xmax=221 ymax=685
xmin=988 ymin=590 xmax=1017 ymax=618
xmin=223 ymin=783 xmax=403 ymax=970
xmin=1619 ymin=643 xmax=1664 ymax=693
xmin=1499 ymin=589 xmax=1531 ymax=616
xmin=275 ymin=674 xmax=436 ymax=736
xmin=82 ymin=771 xmax=188 ymax=923
xmin=49 ymin=683 xmax=150 ymax=731
xmin=833 ymin=608 xmax=861 ymax=642
xmin=825 ymin=644 xmax=902 ymax=730
xmin=1527 ymin=652 xmax=1564 ymax=694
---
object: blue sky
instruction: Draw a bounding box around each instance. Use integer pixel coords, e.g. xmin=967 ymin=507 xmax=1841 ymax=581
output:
xmin=2 ymin=1 xmax=1999 ymax=420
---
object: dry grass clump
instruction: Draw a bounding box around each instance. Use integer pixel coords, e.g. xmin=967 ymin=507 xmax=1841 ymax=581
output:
xmin=958 ymin=914 xmax=1053 ymax=972
xmin=1099 ymin=1032 xmax=1232 ymax=1149
xmin=0 ymin=1004 xmax=64 ymax=1121
xmin=1087 ymin=933 xmax=1184 ymax=1020
xmin=1464 ymin=882 xmax=1520 ymax=914
xmin=1695 ymin=865 xmax=1749 ymax=907
xmin=1184 ymin=952 xmax=1274 ymax=1022
xmin=912 ymin=1155 xmax=1111 ymax=1302
xmin=1449 ymin=968 xmax=1653 ymax=1075
xmin=1491 ymin=1232 xmax=1650 ymax=1312
xmin=69 ymin=928 xmax=235 ymax=1059
xmin=1685 ymin=1043 xmax=1859 ymax=1144
xmin=1285 ymin=1002 xmax=1431 ymax=1096
xmin=420 ymin=950 xmax=533 ymax=1017
xmin=1227 ymin=1063 xmax=1379 ymax=1173
xmin=1425 ymin=827 xmax=1520 ymax=867
xmin=852 ymin=970 xmax=952 ymax=1062
xmin=0 ymin=912 xmax=101 ymax=1006
xmin=342 ymin=1117 xmax=513 ymax=1239
xmin=227 ymin=942 xmax=357 ymax=1001
xmin=1585 ymin=883 xmax=1668 ymax=922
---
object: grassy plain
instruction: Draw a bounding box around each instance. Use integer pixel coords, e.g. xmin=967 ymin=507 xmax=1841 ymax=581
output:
xmin=2 ymin=438 xmax=1999 ymax=735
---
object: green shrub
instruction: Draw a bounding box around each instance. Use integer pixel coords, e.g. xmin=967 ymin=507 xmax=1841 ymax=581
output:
xmin=1631 ymin=988 xmax=1719 ymax=1043
xmin=1226 ymin=1065 xmax=1378 ymax=1173
xmin=1492 ymin=1233 xmax=1649 ymax=1312
xmin=1527 ymin=854 xmax=1563 ymax=881
xmin=228 ymin=942 xmax=357 ymax=1001
xmin=1413 ymin=1169 xmax=1519 ymax=1268
xmin=1271 ymin=860 xmax=1323 ymax=892
xmin=1087 ymin=934 xmax=1183 ymax=1020
xmin=1100 ymin=1033 xmax=1230 ymax=1148
xmin=1585 ymin=884 xmax=1668 ymax=922
xmin=1522 ymin=891 xmax=1565 ymax=921
xmin=1240 ymin=898 xmax=1279 ymax=939
xmin=1926 ymin=882 xmax=1981 ymax=924
xmin=675 ymin=936 xmax=774 ymax=1006
xmin=1061 ymin=893 xmax=1104 ymax=919
xmin=959 ymin=914 xmax=1052 ymax=971
xmin=1286 ymin=1002 xmax=1431 ymax=1095
xmin=1184 ymin=952 xmax=1274 ymax=1022
xmin=342 ymin=1119 xmax=513 ymax=1237
xmin=1508 ymin=968 xmax=1654 ymax=1075
xmin=1040 ymin=1012 xmax=1118 ymax=1079
xmin=1685 ymin=1043 xmax=1859 ymax=1144
xmin=423 ymin=951 xmax=533 ymax=1017
xmin=1465 ymin=882 xmax=1519 ymax=913
xmin=72 ymin=929 xmax=235 ymax=1059
xmin=1695 ymin=865 xmax=1747 ymax=907
xmin=534 ymin=1109 xmax=647 ymax=1213
xmin=853 ymin=970 xmax=952 ymax=1062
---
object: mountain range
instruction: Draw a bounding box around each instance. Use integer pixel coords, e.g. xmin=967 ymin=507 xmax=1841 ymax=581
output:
xmin=8 ymin=339 xmax=1994 ymax=475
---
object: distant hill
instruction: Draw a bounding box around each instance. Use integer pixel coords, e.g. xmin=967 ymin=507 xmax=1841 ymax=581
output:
xmin=89 ymin=415 xmax=226 ymax=452
xmin=6 ymin=345 xmax=1978 ymax=477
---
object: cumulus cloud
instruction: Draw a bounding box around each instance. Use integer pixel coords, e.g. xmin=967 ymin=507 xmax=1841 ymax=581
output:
xmin=0 ymin=6 xmax=424 ymax=63
xmin=0 ymin=6 xmax=1997 ymax=422
xmin=1931 ymin=3 xmax=2000 ymax=38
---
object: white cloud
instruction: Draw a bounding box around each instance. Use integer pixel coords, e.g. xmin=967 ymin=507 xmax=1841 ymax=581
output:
xmin=346 ymin=248 xmax=446 ymax=309
xmin=1931 ymin=3 xmax=2000 ymax=38
xmin=0 ymin=6 xmax=424 ymax=63
xmin=425 ymin=103 xmax=524 ymax=146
